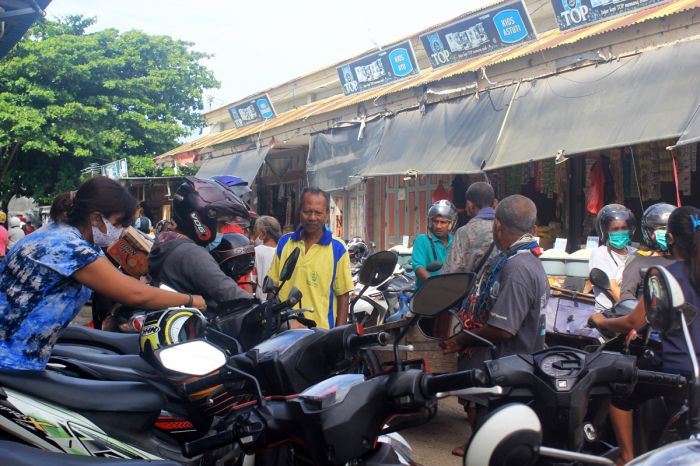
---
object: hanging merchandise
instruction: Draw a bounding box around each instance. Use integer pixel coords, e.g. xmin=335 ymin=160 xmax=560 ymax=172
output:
xmin=432 ymin=179 xmax=451 ymax=203
xmin=610 ymin=150 xmax=624 ymax=204
xmin=586 ymin=157 xmax=605 ymax=215
xmin=677 ymin=146 xmax=693 ymax=196
xmin=543 ymin=159 xmax=556 ymax=198
xmin=659 ymin=150 xmax=674 ymax=183
xmin=623 ymin=156 xmax=633 ymax=199
xmin=534 ymin=161 xmax=543 ymax=193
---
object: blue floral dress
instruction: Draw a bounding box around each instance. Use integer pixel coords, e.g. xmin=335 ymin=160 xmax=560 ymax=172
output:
xmin=0 ymin=222 xmax=103 ymax=370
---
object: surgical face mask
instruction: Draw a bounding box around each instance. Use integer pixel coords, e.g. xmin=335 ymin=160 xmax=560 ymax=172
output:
xmin=206 ymin=232 xmax=223 ymax=251
xmin=254 ymin=236 xmax=264 ymax=247
xmin=92 ymin=215 xmax=123 ymax=248
xmin=655 ymin=229 xmax=668 ymax=251
xmin=608 ymin=230 xmax=630 ymax=250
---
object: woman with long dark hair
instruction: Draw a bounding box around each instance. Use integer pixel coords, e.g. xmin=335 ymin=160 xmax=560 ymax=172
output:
xmin=589 ymin=205 xmax=700 ymax=462
xmin=0 ymin=176 xmax=206 ymax=371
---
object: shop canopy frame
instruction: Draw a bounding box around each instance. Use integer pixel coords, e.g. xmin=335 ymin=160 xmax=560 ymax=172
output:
xmin=668 ymin=103 xmax=700 ymax=150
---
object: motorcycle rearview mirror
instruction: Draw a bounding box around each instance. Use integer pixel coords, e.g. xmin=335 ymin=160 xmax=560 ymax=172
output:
xmin=155 ymin=340 xmax=227 ymax=376
xmin=279 ymin=248 xmax=301 ymax=282
xmin=589 ymin=268 xmax=612 ymax=290
xmin=263 ymin=276 xmax=277 ymax=294
xmin=412 ymin=273 xmax=473 ymax=317
xmin=643 ymin=266 xmax=690 ymax=335
xmin=425 ymin=261 xmax=443 ymax=273
xmin=287 ymin=287 xmax=302 ymax=307
xmin=358 ymin=251 xmax=398 ymax=287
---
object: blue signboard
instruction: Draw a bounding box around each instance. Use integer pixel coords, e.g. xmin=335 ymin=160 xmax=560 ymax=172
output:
xmin=419 ymin=0 xmax=537 ymax=69
xmin=551 ymin=0 xmax=669 ymax=31
xmin=227 ymin=94 xmax=277 ymax=129
xmin=337 ymin=40 xmax=420 ymax=96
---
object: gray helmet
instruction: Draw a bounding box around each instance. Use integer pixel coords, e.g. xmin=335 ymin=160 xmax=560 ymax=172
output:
xmin=595 ymin=204 xmax=636 ymax=245
xmin=428 ymin=200 xmax=457 ymax=232
xmin=641 ymin=203 xmax=675 ymax=251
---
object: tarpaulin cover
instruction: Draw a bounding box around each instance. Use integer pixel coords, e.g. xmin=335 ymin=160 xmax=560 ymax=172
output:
xmin=484 ymin=39 xmax=700 ymax=170
xmin=307 ymin=119 xmax=385 ymax=191
xmin=196 ymin=146 xmax=270 ymax=183
xmin=363 ymin=86 xmax=516 ymax=176
xmin=670 ymin=104 xmax=700 ymax=149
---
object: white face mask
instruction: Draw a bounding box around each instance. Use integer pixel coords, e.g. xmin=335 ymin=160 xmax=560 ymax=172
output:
xmin=254 ymin=236 xmax=264 ymax=247
xmin=92 ymin=215 xmax=124 ymax=248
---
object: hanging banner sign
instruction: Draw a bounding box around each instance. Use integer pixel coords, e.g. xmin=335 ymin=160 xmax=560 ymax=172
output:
xmin=101 ymin=158 xmax=128 ymax=180
xmin=552 ymin=0 xmax=669 ymax=31
xmin=337 ymin=40 xmax=420 ymax=96
xmin=227 ymin=94 xmax=277 ymax=128
xmin=419 ymin=0 xmax=536 ymax=69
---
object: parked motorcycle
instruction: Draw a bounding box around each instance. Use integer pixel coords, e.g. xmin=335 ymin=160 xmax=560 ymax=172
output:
xmin=454 ymin=265 xmax=699 ymax=465
xmin=149 ymin=272 xmax=476 ymax=465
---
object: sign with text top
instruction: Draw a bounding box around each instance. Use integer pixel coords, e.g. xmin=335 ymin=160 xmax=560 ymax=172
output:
xmin=227 ymin=94 xmax=277 ymax=129
xmin=337 ymin=40 xmax=420 ymax=96
xmin=551 ymin=0 xmax=670 ymax=31
xmin=419 ymin=0 xmax=537 ymax=69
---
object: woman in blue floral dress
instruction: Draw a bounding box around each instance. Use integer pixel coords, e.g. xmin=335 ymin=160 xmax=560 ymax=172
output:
xmin=0 ymin=176 xmax=206 ymax=371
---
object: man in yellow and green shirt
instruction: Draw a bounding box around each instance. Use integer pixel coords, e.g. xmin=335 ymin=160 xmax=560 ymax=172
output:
xmin=267 ymin=188 xmax=354 ymax=329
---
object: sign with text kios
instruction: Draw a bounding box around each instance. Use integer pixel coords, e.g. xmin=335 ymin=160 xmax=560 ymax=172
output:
xmin=419 ymin=0 xmax=537 ymax=69
xmin=337 ymin=40 xmax=420 ymax=96
xmin=551 ymin=0 xmax=670 ymax=31
xmin=228 ymin=94 xmax=277 ymax=129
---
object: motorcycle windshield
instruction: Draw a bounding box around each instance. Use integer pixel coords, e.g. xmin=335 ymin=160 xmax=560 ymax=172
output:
xmin=300 ymin=374 xmax=365 ymax=408
xmin=253 ymin=329 xmax=315 ymax=354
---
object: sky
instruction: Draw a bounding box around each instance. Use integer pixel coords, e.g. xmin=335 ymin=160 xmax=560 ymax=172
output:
xmin=45 ymin=0 xmax=491 ymax=111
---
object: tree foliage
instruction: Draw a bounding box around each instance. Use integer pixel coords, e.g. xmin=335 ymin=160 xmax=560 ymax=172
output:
xmin=0 ymin=15 xmax=218 ymax=205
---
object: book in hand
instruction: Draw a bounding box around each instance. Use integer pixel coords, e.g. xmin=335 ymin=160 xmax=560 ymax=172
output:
xmin=107 ymin=226 xmax=153 ymax=278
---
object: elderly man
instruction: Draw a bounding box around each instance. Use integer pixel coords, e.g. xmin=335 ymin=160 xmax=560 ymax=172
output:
xmin=443 ymin=181 xmax=496 ymax=274
xmin=441 ymin=194 xmax=548 ymax=364
xmin=441 ymin=194 xmax=549 ymax=456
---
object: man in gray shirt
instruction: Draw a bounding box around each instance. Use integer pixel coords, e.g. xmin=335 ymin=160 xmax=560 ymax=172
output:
xmin=441 ymin=194 xmax=549 ymax=368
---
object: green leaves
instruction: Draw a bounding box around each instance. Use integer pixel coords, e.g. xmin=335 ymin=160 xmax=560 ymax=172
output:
xmin=0 ymin=14 xmax=218 ymax=205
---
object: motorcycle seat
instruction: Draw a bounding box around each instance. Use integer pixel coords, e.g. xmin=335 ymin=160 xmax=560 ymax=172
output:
xmin=57 ymin=325 xmax=140 ymax=355
xmin=0 ymin=440 xmax=180 ymax=466
xmin=0 ymin=369 xmax=165 ymax=413
xmin=51 ymin=345 xmax=156 ymax=374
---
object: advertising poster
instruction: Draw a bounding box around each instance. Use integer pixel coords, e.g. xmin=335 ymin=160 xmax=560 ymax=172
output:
xmin=419 ymin=0 xmax=536 ymax=69
xmin=227 ymin=94 xmax=277 ymax=128
xmin=337 ymin=40 xmax=420 ymax=96
xmin=551 ymin=0 xmax=670 ymax=31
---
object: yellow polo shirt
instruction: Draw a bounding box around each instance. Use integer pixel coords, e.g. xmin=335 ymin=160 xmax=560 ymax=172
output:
xmin=267 ymin=225 xmax=354 ymax=329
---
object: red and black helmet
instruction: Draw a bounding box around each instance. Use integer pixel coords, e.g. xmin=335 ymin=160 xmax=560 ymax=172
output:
xmin=210 ymin=233 xmax=256 ymax=281
xmin=173 ymin=177 xmax=249 ymax=246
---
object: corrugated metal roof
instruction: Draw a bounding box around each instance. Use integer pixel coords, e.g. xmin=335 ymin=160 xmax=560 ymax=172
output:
xmin=158 ymin=0 xmax=700 ymax=160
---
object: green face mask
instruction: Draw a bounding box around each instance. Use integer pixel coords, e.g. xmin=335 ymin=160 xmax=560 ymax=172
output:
xmin=655 ymin=229 xmax=668 ymax=251
xmin=608 ymin=230 xmax=630 ymax=249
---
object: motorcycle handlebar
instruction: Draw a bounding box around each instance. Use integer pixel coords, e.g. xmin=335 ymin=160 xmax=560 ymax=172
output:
xmin=637 ymin=370 xmax=687 ymax=387
xmin=424 ymin=369 xmax=487 ymax=396
xmin=183 ymin=428 xmax=236 ymax=457
xmin=181 ymin=372 xmax=226 ymax=395
xmin=346 ymin=332 xmax=389 ymax=351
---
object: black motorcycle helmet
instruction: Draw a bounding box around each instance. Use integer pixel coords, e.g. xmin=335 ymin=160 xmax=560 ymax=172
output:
xmin=347 ymin=237 xmax=368 ymax=265
xmin=595 ymin=204 xmax=636 ymax=245
xmin=210 ymin=233 xmax=255 ymax=281
xmin=172 ymin=177 xmax=250 ymax=246
xmin=641 ymin=203 xmax=675 ymax=251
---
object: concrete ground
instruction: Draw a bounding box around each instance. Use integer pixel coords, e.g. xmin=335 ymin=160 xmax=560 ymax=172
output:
xmin=402 ymin=397 xmax=471 ymax=466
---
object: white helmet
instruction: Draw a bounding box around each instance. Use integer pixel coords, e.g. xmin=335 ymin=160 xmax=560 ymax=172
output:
xmin=428 ymin=200 xmax=457 ymax=232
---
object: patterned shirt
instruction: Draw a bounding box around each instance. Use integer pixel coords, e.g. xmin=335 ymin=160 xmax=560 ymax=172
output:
xmin=443 ymin=208 xmax=495 ymax=274
xmin=0 ymin=222 xmax=103 ymax=370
